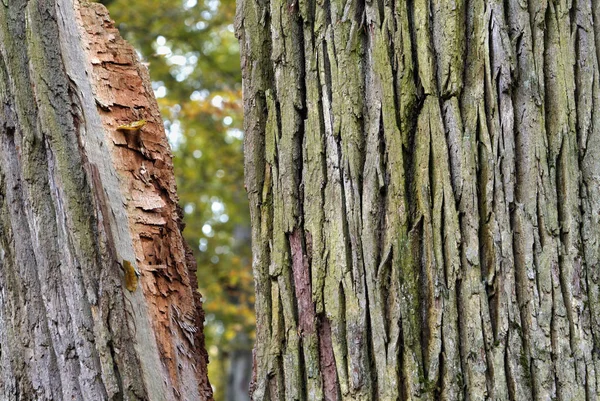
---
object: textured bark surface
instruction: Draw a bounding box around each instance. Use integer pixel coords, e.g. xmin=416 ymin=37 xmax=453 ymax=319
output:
xmin=236 ymin=0 xmax=600 ymax=400
xmin=0 ymin=1 xmax=212 ymax=400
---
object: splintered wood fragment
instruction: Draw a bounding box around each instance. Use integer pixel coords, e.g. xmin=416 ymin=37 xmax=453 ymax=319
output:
xmin=117 ymin=119 xmax=147 ymax=132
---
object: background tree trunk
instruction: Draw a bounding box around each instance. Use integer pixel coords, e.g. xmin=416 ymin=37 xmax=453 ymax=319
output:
xmin=236 ymin=0 xmax=600 ymax=399
xmin=0 ymin=1 xmax=212 ymax=399
xmin=226 ymin=333 xmax=253 ymax=401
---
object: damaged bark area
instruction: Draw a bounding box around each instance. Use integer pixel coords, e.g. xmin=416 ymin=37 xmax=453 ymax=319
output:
xmin=236 ymin=0 xmax=600 ymax=399
xmin=80 ymin=6 xmax=212 ymax=398
xmin=0 ymin=0 xmax=211 ymax=400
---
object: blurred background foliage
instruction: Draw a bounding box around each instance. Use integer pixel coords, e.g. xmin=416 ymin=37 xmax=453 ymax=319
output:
xmin=99 ymin=0 xmax=254 ymax=399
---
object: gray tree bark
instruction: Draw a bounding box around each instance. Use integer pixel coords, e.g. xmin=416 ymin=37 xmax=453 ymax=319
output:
xmin=236 ymin=0 xmax=600 ymax=399
xmin=0 ymin=1 xmax=212 ymax=400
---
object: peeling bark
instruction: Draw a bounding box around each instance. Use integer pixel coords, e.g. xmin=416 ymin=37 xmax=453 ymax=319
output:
xmin=236 ymin=0 xmax=600 ymax=399
xmin=0 ymin=1 xmax=212 ymax=400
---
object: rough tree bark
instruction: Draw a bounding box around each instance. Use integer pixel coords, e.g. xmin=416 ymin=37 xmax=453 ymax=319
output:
xmin=0 ymin=1 xmax=212 ymax=400
xmin=236 ymin=0 xmax=600 ymax=399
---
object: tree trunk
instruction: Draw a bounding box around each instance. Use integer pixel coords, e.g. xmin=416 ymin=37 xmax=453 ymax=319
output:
xmin=0 ymin=1 xmax=212 ymax=400
xmin=236 ymin=0 xmax=600 ymax=399
xmin=226 ymin=333 xmax=252 ymax=401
